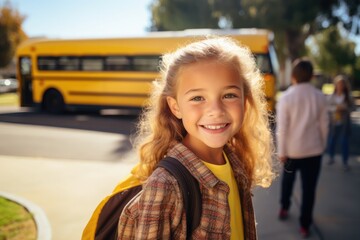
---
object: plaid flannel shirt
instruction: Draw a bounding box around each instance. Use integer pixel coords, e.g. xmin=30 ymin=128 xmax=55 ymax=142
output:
xmin=117 ymin=143 xmax=257 ymax=240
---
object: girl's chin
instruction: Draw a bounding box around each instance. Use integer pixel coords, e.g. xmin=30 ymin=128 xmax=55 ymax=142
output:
xmin=183 ymin=134 xmax=230 ymax=150
xmin=202 ymin=141 xmax=228 ymax=149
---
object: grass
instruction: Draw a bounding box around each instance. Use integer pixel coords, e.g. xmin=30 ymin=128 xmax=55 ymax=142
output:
xmin=0 ymin=197 xmax=37 ymax=240
xmin=0 ymin=93 xmax=18 ymax=106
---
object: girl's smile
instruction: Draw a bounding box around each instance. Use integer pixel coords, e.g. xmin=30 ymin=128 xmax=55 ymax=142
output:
xmin=201 ymin=123 xmax=229 ymax=131
xmin=167 ymin=60 xmax=245 ymax=164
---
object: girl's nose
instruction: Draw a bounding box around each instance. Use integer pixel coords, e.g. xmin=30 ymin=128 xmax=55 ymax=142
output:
xmin=207 ymin=100 xmax=225 ymax=117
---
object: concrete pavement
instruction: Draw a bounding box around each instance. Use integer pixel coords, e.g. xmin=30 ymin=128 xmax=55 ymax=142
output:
xmin=0 ymin=154 xmax=136 ymax=240
xmin=1 ymin=152 xmax=359 ymax=240
xmin=253 ymin=153 xmax=360 ymax=240
xmin=1 ymin=111 xmax=359 ymax=239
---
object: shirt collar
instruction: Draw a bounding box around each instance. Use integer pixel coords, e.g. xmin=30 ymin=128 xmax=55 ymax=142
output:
xmin=166 ymin=142 xmax=245 ymax=189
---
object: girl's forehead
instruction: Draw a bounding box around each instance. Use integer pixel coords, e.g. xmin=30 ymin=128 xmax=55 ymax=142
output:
xmin=336 ymin=80 xmax=345 ymax=86
xmin=178 ymin=59 xmax=239 ymax=77
xmin=175 ymin=60 xmax=244 ymax=89
xmin=185 ymin=59 xmax=229 ymax=67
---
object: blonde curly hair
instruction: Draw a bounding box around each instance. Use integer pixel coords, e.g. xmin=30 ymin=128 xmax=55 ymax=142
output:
xmin=133 ymin=37 xmax=275 ymax=188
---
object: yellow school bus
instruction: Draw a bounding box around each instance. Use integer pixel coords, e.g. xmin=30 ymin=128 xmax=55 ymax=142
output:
xmin=16 ymin=29 xmax=278 ymax=113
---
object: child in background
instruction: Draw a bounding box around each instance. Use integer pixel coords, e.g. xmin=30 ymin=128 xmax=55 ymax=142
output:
xmin=327 ymin=75 xmax=354 ymax=170
xmin=276 ymin=58 xmax=329 ymax=238
xmin=117 ymin=37 xmax=275 ymax=239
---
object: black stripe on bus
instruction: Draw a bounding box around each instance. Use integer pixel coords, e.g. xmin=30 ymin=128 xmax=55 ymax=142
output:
xmin=69 ymin=91 xmax=149 ymax=98
xmin=34 ymin=76 xmax=154 ymax=82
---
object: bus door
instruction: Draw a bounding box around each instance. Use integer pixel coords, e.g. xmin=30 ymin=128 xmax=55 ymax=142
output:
xmin=19 ymin=56 xmax=33 ymax=106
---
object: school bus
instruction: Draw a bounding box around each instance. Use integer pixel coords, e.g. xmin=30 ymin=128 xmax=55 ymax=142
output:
xmin=16 ymin=29 xmax=279 ymax=113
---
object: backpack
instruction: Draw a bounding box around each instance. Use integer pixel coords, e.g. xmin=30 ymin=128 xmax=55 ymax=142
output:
xmin=82 ymin=157 xmax=202 ymax=240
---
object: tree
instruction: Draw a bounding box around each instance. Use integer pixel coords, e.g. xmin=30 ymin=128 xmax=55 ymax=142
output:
xmin=353 ymin=57 xmax=360 ymax=89
xmin=307 ymin=26 xmax=357 ymax=86
xmin=232 ymin=0 xmax=339 ymax=60
xmin=0 ymin=2 xmax=27 ymax=68
xmin=150 ymin=0 xmax=218 ymax=31
xmin=330 ymin=0 xmax=360 ymax=35
xmin=150 ymin=0 xmax=359 ymax=61
xmin=308 ymin=25 xmax=357 ymax=76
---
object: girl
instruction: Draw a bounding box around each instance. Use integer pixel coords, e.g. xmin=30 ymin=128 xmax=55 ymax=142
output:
xmin=117 ymin=37 xmax=275 ymax=239
xmin=327 ymin=75 xmax=354 ymax=170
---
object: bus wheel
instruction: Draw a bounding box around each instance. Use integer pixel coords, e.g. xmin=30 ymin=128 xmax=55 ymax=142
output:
xmin=43 ymin=89 xmax=65 ymax=114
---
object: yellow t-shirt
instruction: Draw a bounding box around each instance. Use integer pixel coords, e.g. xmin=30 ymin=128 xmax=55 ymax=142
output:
xmin=202 ymin=154 xmax=244 ymax=240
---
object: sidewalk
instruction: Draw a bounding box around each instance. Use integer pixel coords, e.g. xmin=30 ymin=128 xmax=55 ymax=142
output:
xmin=1 ymin=153 xmax=359 ymax=240
xmin=253 ymin=153 xmax=360 ymax=240
xmin=0 ymin=154 xmax=136 ymax=240
xmin=1 ymin=116 xmax=360 ymax=240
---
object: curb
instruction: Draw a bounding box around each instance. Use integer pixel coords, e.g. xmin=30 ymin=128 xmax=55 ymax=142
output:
xmin=0 ymin=191 xmax=52 ymax=240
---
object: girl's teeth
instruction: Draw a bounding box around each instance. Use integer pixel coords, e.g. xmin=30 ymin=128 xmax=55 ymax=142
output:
xmin=204 ymin=124 xmax=226 ymax=130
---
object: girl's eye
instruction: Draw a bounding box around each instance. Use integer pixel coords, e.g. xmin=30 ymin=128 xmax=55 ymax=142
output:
xmin=190 ymin=96 xmax=204 ymax=101
xmin=224 ymin=93 xmax=238 ymax=99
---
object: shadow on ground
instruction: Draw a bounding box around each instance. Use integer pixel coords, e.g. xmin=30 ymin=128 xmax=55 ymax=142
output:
xmin=0 ymin=107 xmax=139 ymax=136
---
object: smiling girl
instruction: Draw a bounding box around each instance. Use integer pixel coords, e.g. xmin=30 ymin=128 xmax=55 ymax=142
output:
xmin=117 ymin=37 xmax=275 ymax=240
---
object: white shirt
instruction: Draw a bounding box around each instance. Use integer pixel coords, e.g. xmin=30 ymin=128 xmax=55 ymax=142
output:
xmin=327 ymin=93 xmax=352 ymax=125
xmin=276 ymin=83 xmax=329 ymax=158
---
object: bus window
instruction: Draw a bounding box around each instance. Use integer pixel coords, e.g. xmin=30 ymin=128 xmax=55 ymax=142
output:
xmin=255 ymin=54 xmax=272 ymax=74
xmin=82 ymin=57 xmax=104 ymax=71
xmin=38 ymin=57 xmax=57 ymax=70
xmin=132 ymin=56 xmax=160 ymax=72
xmin=20 ymin=57 xmax=32 ymax=75
xmin=58 ymin=57 xmax=80 ymax=71
xmin=269 ymin=44 xmax=279 ymax=78
xmin=105 ymin=56 xmax=131 ymax=71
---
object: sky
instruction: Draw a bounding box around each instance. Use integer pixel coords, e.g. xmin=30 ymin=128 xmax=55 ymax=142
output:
xmin=3 ymin=0 xmax=153 ymax=39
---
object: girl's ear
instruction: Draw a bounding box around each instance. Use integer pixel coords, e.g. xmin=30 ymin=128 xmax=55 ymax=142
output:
xmin=166 ymin=96 xmax=182 ymax=119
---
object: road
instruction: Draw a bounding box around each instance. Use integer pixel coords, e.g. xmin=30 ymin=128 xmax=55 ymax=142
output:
xmin=0 ymin=107 xmax=139 ymax=162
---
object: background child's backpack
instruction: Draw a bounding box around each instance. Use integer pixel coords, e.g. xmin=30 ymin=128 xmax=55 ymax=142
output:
xmin=82 ymin=157 xmax=202 ymax=240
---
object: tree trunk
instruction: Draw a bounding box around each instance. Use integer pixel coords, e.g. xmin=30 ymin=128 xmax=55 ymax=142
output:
xmin=285 ymin=29 xmax=306 ymax=61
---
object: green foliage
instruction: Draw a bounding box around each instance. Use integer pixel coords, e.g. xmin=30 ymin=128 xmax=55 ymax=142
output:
xmin=0 ymin=2 xmax=27 ymax=68
xmin=149 ymin=0 xmax=359 ymax=61
xmin=230 ymin=0 xmax=330 ymax=30
xmin=331 ymin=0 xmax=360 ymax=34
xmin=353 ymin=58 xmax=360 ymax=89
xmin=220 ymin=0 xmax=343 ymax=60
xmin=150 ymin=0 xmax=219 ymax=30
xmin=309 ymin=26 xmax=357 ymax=76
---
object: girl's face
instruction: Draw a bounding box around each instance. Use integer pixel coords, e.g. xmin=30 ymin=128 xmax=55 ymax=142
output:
xmin=167 ymin=60 xmax=245 ymax=152
xmin=336 ymin=80 xmax=345 ymax=93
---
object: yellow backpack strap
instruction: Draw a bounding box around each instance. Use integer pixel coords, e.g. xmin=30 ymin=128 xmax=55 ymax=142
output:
xmin=81 ymin=173 xmax=141 ymax=240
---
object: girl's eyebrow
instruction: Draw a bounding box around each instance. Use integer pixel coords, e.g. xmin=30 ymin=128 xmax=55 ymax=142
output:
xmin=184 ymin=85 xmax=242 ymax=95
xmin=184 ymin=88 xmax=204 ymax=95
xmin=225 ymin=85 xmax=242 ymax=91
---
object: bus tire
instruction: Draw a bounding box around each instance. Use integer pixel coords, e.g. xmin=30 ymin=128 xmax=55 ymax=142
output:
xmin=43 ymin=89 xmax=65 ymax=114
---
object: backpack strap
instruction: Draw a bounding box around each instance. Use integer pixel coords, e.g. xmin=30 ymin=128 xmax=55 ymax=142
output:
xmin=158 ymin=157 xmax=202 ymax=240
xmin=94 ymin=185 xmax=142 ymax=240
